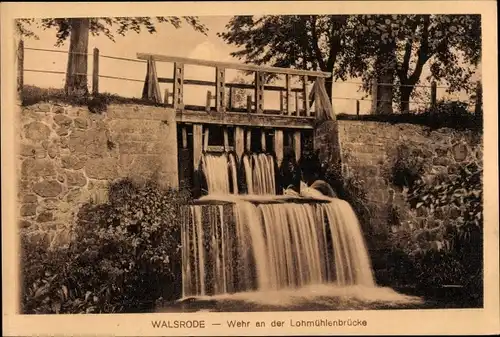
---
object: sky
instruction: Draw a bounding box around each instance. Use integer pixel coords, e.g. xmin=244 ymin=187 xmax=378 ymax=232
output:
xmin=21 ymin=16 xmax=481 ymax=114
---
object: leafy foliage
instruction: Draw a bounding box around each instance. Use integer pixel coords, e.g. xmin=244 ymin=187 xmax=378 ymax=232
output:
xmin=341 ymin=14 xmax=481 ymax=112
xmin=17 ymin=17 xmax=208 ymax=46
xmin=21 ymin=179 xmax=192 ymax=314
xmin=383 ymin=141 xmax=483 ymax=306
xmin=219 ymin=15 xmax=481 ymax=108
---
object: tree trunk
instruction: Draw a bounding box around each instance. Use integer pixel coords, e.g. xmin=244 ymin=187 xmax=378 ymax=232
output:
xmin=65 ymin=18 xmax=90 ymax=96
xmin=373 ymin=42 xmax=396 ymax=114
xmin=399 ymin=86 xmax=413 ymax=113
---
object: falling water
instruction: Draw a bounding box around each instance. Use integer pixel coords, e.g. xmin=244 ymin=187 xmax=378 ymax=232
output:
xmin=182 ymin=194 xmax=376 ymax=297
xmin=201 ymin=153 xmax=239 ymax=194
xmin=242 ymin=153 xmax=276 ymax=195
xmin=181 ymin=150 xmax=415 ymax=307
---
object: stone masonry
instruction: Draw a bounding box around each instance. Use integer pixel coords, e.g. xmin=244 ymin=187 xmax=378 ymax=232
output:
xmin=18 ymin=103 xmax=179 ymax=248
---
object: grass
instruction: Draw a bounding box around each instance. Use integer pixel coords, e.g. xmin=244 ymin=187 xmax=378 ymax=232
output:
xmin=21 ymin=85 xmax=166 ymax=109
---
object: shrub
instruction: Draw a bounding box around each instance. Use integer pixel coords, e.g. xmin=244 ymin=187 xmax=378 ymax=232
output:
xmin=21 ymin=178 xmax=192 ymax=314
xmin=427 ymin=100 xmax=482 ymax=132
xmin=383 ymin=143 xmax=430 ymax=190
xmin=385 ymin=150 xmax=483 ymax=306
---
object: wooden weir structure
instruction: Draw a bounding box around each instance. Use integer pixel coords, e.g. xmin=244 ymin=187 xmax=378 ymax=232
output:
xmin=138 ymin=53 xmax=335 ymax=189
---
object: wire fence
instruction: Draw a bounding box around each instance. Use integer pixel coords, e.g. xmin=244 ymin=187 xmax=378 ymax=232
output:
xmin=18 ymin=41 xmax=481 ymax=116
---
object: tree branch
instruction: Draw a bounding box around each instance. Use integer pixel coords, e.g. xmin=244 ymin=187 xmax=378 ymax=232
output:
xmin=408 ymin=15 xmax=433 ymax=85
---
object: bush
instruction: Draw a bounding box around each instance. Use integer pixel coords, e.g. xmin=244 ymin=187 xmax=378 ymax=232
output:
xmin=385 ymin=152 xmax=483 ymax=306
xmin=427 ymin=100 xmax=482 ymax=132
xmin=21 ymin=178 xmax=192 ymax=314
xmin=383 ymin=143 xmax=430 ymax=190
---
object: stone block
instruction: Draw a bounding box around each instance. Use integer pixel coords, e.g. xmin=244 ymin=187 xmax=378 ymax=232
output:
xmin=21 ymin=158 xmax=56 ymax=178
xmin=37 ymin=211 xmax=54 ymax=222
xmin=74 ymin=117 xmax=89 ymax=129
xmin=20 ymin=203 xmax=37 ymax=216
xmin=23 ymin=194 xmax=38 ymax=203
xmin=19 ymin=220 xmax=33 ymax=229
xmin=20 ymin=144 xmax=47 ymax=158
xmin=33 ymin=180 xmax=63 ymax=197
xmin=54 ymin=114 xmax=73 ymax=127
xmin=24 ymin=122 xmax=51 ymax=141
xmin=85 ymin=158 xmax=118 ymax=179
xmin=66 ymin=171 xmax=87 ymax=187
xmin=61 ymin=155 xmax=86 ymax=170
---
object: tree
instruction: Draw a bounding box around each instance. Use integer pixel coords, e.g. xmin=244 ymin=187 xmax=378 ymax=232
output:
xmin=218 ymin=15 xmax=350 ymax=100
xmin=17 ymin=17 xmax=208 ymax=95
xmin=341 ymin=15 xmax=481 ymax=113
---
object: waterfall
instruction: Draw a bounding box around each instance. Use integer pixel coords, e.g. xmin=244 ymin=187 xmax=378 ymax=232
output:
xmin=182 ymin=196 xmax=375 ymax=297
xmin=184 ymin=150 xmax=376 ymax=297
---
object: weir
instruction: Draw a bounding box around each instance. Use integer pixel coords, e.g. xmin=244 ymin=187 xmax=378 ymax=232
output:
xmin=138 ymin=53 xmax=377 ymax=300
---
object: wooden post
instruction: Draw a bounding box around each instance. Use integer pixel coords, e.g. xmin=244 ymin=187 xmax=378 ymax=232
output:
xmin=181 ymin=126 xmax=188 ymax=149
xmin=293 ymin=131 xmax=301 ymax=163
xmin=370 ymin=78 xmax=378 ymax=114
xmin=203 ymin=127 xmax=210 ymax=152
xmin=303 ymin=76 xmax=310 ymax=116
xmin=295 ymin=91 xmax=300 ymax=116
xmin=474 ymin=80 xmax=482 ymax=116
xmin=92 ymin=47 xmax=99 ymax=95
xmin=164 ymin=89 xmax=169 ymax=105
xmin=255 ymin=72 xmax=265 ymax=113
xmin=216 ymin=67 xmax=226 ymax=112
xmin=193 ymin=124 xmax=203 ymax=171
xmin=17 ymin=40 xmax=24 ymax=96
xmin=286 ymin=74 xmax=292 ymax=115
xmin=245 ymin=129 xmax=252 ymax=152
xmin=235 ymin=127 xmax=245 ymax=161
xmin=279 ymin=90 xmax=284 ymax=114
xmin=356 ymin=100 xmax=360 ymax=117
xmin=430 ymin=81 xmax=437 ymax=109
xmin=246 ymin=95 xmax=252 ymax=113
xmin=261 ymin=130 xmax=267 ymax=152
xmin=223 ymin=128 xmax=229 ymax=152
xmin=173 ymin=62 xmax=184 ymax=109
xmin=228 ymin=87 xmax=234 ymax=110
xmin=274 ymin=130 xmax=284 ymax=167
xmin=206 ymin=91 xmax=212 ymax=112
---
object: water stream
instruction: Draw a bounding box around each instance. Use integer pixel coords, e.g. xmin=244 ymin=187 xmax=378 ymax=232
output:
xmin=175 ymin=152 xmax=423 ymax=310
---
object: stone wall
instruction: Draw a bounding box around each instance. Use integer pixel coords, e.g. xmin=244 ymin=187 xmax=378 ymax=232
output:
xmin=337 ymin=120 xmax=482 ymax=245
xmin=18 ymin=103 xmax=179 ymax=247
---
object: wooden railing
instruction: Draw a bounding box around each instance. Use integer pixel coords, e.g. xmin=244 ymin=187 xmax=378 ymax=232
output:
xmin=137 ymin=53 xmax=332 ymax=118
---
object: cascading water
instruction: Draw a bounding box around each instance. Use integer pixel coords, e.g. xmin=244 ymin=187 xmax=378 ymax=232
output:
xmin=179 ymin=151 xmax=422 ymax=309
xmin=185 ymin=152 xmax=376 ymax=296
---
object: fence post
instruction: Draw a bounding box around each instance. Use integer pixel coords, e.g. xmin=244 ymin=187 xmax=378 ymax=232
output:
xmin=430 ymin=81 xmax=437 ymax=109
xmin=215 ymin=67 xmax=226 ymax=112
xmin=370 ymin=78 xmax=378 ymax=114
xmin=474 ymin=80 xmax=482 ymax=116
xmin=164 ymin=89 xmax=170 ymax=105
xmin=356 ymin=100 xmax=360 ymax=117
xmin=92 ymin=47 xmax=99 ymax=95
xmin=303 ymin=76 xmax=310 ymax=116
xmin=206 ymin=91 xmax=212 ymax=112
xmin=246 ymin=95 xmax=252 ymax=113
xmin=228 ymin=87 xmax=234 ymax=110
xmin=17 ymin=40 xmax=24 ymax=97
xmin=173 ymin=62 xmax=184 ymax=110
xmin=255 ymin=71 xmax=265 ymax=113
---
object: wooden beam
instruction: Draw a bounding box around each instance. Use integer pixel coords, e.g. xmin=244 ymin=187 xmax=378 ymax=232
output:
xmin=216 ymin=67 xmax=226 ymax=112
xmin=182 ymin=126 xmax=188 ymax=149
xmin=138 ymin=53 xmax=332 ymax=78
xmin=92 ymin=48 xmax=99 ymax=95
xmin=303 ymin=76 xmax=310 ymax=117
xmin=261 ymin=131 xmax=267 ymax=152
xmin=293 ymin=131 xmax=301 ymax=162
xmin=203 ymin=127 xmax=210 ymax=152
xmin=245 ymin=129 xmax=252 ymax=152
xmin=235 ymin=127 xmax=245 ymax=160
xmin=255 ymin=72 xmax=264 ymax=114
xmin=176 ymin=110 xmax=315 ymax=130
xmin=173 ymin=62 xmax=184 ymax=109
xmin=274 ymin=130 xmax=284 ymax=167
xmin=286 ymin=74 xmax=292 ymax=116
xmin=193 ymin=124 xmax=203 ymax=171
xmin=223 ymin=128 xmax=229 ymax=151
xmin=158 ymin=77 xmax=306 ymax=92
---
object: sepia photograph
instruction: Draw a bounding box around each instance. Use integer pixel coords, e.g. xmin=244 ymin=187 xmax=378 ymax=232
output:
xmin=2 ymin=1 xmax=499 ymax=336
